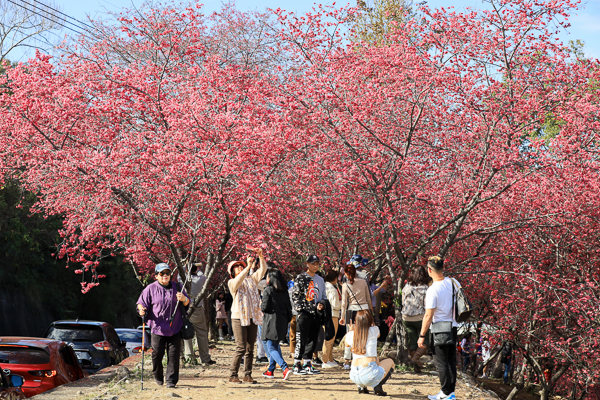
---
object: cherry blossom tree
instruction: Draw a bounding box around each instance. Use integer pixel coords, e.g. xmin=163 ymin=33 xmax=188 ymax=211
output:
xmin=266 ymin=1 xmax=600 ymax=395
xmin=0 ymin=3 xmax=297 ymax=301
xmin=1 ymin=0 xmax=599 ymax=397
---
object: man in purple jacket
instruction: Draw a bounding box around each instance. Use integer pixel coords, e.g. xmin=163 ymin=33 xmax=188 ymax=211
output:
xmin=137 ymin=263 xmax=190 ymax=388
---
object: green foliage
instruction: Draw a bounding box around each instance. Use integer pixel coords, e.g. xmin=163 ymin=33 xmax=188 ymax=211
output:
xmin=395 ymin=363 xmax=413 ymax=372
xmin=0 ymin=179 xmax=62 ymax=280
xmin=528 ymin=112 xmax=565 ymax=144
xmin=568 ymin=40 xmax=587 ymax=61
xmin=353 ymin=0 xmax=413 ymax=45
xmin=0 ymin=179 xmax=142 ymax=331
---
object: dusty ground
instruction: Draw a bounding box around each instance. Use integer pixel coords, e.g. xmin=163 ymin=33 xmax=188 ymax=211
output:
xmin=71 ymin=341 xmax=502 ymax=400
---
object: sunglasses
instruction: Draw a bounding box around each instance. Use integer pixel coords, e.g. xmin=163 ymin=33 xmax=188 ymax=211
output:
xmin=158 ymin=270 xmax=172 ymax=276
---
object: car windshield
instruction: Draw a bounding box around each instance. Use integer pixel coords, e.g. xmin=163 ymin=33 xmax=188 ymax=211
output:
xmin=46 ymin=325 xmax=104 ymax=342
xmin=0 ymin=346 xmax=50 ymax=364
xmin=115 ymin=331 xmax=144 ymax=342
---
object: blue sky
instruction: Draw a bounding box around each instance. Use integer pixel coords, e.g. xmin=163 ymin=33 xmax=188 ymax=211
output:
xmin=8 ymin=0 xmax=600 ymax=61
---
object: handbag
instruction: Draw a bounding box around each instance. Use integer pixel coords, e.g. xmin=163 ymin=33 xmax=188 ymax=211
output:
xmin=430 ymin=321 xmax=455 ymax=346
xmin=181 ymin=313 xmax=195 ymax=340
xmin=451 ymin=278 xmax=473 ymax=323
xmin=173 ymin=282 xmax=195 ymax=340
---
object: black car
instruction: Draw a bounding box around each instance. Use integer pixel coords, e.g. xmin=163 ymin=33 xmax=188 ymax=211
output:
xmin=43 ymin=320 xmax=129 ymax=374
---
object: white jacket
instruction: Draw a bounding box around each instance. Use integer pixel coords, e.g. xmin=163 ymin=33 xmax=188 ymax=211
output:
xmin=325 ymin=281 xmax=342 ymax=318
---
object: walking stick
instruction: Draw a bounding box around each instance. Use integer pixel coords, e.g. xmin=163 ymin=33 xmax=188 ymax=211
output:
xmin=170 ymin=267 xmax=192 ymax=325
xmin=141 ymin=315 xmax=146 ymax=390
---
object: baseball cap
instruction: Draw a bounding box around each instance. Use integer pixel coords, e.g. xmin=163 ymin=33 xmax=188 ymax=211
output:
xmin=307 ymin=255 xmax=320 ymax=264
xmin=155 ymin=263 xmax=171 ymax=274
xmin=346 ymin=254 xmax=363 ymax=266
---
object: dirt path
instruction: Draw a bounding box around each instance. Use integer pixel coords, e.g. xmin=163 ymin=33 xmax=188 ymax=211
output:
xmin=72 ymin=341 xmax=500 ymax=400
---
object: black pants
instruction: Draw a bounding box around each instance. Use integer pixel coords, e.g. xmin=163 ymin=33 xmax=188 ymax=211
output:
xmin=151 ymin=332 xmax=182 ymax=385
xmin=432 ymin=327 xmax=458 ymax=395
xmin=294 ymin=311 xmax=320 ymax=362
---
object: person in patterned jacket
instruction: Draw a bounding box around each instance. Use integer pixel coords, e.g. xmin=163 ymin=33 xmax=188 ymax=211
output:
xmin=292 ymin=255 xmax=325 ymax=375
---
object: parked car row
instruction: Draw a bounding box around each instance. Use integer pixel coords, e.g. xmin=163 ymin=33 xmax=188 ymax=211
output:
xmin=0 ymin=320 xmax=148 ymax=398
xmin=44 ymin=320 xmax=129 ymax=374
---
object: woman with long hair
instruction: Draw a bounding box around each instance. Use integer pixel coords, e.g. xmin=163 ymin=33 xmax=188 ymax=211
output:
xmin=402 ymin=265 xmax=431 ymax=372
xmin=227 ymin=248 xmax=267 ymax=384
xmin=345 ymin=309 xmax=394 ymax=396
xmin=321 ymin=268 xmax=342 ymax=368
xmin=260 ymin=267 xmax=293 ymax=380
xmin=340 ymin=264 xmax=374 ymax=323
xmin=340 ymin=263 xmax=373 ymax=369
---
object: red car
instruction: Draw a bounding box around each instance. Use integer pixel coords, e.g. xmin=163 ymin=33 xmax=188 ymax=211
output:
xmin=0 ymin=338 xmax=87 ymax=398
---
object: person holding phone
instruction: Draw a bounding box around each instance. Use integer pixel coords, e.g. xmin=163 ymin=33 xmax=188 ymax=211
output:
xmin=137 ymin=263 xmax=190 ymax=388
xmin=227 ymin=248 xmax=267 ymax=384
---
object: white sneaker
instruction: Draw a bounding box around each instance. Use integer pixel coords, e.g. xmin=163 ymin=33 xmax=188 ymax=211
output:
xmin=428 ymin=391 xmax=456 ymax=400
xmin=343 ymin=363 xmax=350 ymax=370
xmin=321 ymin=361 xmax=338 ymax=368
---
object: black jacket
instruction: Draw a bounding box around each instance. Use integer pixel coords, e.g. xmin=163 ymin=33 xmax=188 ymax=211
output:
xmin=261 ymin=286 xmax=293 ymax=341
xmin=320 ymin=299 xmax=336 ymax=341
xmin=502 ymin=342 xmax=512 ymax=360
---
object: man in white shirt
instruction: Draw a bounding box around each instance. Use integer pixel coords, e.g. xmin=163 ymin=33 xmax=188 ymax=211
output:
xmin=418 ymin=256 xmax=460 ymax=400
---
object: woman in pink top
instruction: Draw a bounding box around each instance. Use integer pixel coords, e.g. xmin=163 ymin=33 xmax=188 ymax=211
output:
xmin=227 ymin=248 xmax=267 ymax=384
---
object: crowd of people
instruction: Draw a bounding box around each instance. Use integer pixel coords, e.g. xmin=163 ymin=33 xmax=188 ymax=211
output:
xmin=136 ymin=251 xmax=471 ymax=400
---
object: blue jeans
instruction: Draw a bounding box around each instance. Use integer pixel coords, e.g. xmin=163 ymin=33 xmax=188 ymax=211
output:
xmin=462 ymin=354 xmax=470 ymax=372
xmin=503 ymin=360 xmax=511 ymax=383
xmin=265 ymin=340 xmax=288 ymax=372
xmin=257 ymin=325 xmax=271 ymax=359
xmin=349 ymin=361 xmax=385 ymax=388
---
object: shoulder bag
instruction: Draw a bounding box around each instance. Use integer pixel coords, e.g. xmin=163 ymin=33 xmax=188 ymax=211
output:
xmin=174 ymin=282 xmax=195 ymax=340
xmin=430 ymin=279 xmax=456 ymax=347
xmin=180 ymin=310 xmax=195 ymax=340
xmin=451 ymin=278 xmax=473 ymax=323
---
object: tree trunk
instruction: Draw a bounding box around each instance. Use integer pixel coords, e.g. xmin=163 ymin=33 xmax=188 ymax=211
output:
xmin=380 ymin=319 xmax=398 ymax=358
xmin=506 ymin=349 xmax=529 ymax=400
xmin=476 ymin=342 xmax=504 ymax=376
xmin=396 ymin=307 xmax=408 ymax=364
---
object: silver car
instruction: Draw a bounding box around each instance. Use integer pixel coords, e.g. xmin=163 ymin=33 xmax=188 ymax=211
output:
xmin=114 ymin=329 xmax=150 ymax=355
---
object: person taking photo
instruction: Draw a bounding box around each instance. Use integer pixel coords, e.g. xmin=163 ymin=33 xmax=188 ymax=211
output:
xmin=227 ymin=248 xmax=267 ymax=384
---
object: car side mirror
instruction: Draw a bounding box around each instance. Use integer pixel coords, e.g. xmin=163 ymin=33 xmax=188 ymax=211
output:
xmin=11 ymin=375 xmax=24 ymax=387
